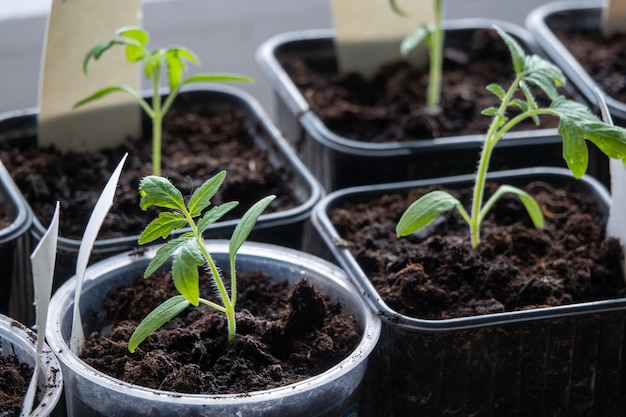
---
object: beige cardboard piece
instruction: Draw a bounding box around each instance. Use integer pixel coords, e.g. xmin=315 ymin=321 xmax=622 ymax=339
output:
xmin=39 ymin=0 xmax=141 ymax=152
xmin=331 ymin=0 xmax=435 ymax=77
xmin=602 ymin=0 xmax=626 ymax=36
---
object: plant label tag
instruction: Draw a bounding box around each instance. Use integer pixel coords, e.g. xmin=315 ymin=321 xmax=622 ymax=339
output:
xmin=331 ymin=0 xmax=434 ymax=77
xmin=70 ymin=154 xmax=128 ymax=355
xmin=602 ymin=0 xmax=626 ymax=36
xmin=38 ymin=0 xmax=141 ymax=152
xmin=608 ymin=159 xmax=626 ymax=276
xmin=21 ymin=202 xmax=60 ymax=417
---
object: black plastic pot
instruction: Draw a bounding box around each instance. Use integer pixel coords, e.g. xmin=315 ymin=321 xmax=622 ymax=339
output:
xmin=0 ymin=161 xmax=32 ymax=324
xmin=526 ymin=2 xmax=617 ymax=185
xmin=0 ymin=85 xmax=323 ymax=324
xmin=257 ymin=20 xmax=573 ymax=191
xmin=312 ymin=167 xmax=626 ymax=416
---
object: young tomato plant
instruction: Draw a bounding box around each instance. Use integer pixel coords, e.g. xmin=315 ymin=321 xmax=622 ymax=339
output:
xmin=127 ymin=171 xmax=275 ymax=352
xmin=390 ymin=0 xmax=443 ymax=110
xmin=397 ymin=27 xmax=626 ymax=248
xmin=74 ymin=27 xmax=253 ymax=177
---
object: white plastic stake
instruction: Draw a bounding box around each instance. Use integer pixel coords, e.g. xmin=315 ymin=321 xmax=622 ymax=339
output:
xmin=331 ymin=0 xmax=435 ymax=76
xmin=38 ymin=0 xmax=141 ymax=152
xmin=70 ymin=154 xmax=128 ymax=355
xmin=595 ymin=90 xmax=626 ymax=280
xmin=20 ymin=203 xmax=60 ymax=417
xmin=602 ymin=0 xmax=626 ymax=36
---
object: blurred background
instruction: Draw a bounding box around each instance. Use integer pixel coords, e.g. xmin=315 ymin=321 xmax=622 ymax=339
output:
xmin=0 ymin=0 xmax=581 ymax=117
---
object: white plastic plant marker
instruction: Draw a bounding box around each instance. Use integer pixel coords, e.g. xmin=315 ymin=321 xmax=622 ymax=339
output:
xmin=38 ymin=0 xmax=141 ymax=152
xmin=331 ymin=0 xmax=435 ymax=76
xmin=70 ymin=153 xmax=128 ymax=355
xmin=20 ymin=202 xmax=60 ymax=417
xmin=595 ymin=90 xmax=626 ymax=280
xmin=602 ymin=0 xmax=626 ymax=36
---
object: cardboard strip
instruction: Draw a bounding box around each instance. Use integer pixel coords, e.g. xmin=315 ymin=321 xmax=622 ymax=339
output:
xmin=38 ymin=0 xmax=141 ymax=152
xmin=602 ymin=0 xmax=626 ymax=36
xmin=331 ymin=0 xmax=435 ymax=76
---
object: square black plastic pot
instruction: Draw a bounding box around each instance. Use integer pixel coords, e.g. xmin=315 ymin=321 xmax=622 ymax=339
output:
xmin=312 ymin=166 xmax=626 ymax=417
xmin=526 ymin=2 xmax=618 ymax=185
xmin=257 ymin=19 xmax=575 ymax=192
xmin=0 ymin=85 xmax=323 ymax=325
xmin=0 ymin=161 xmax=32 ymax=324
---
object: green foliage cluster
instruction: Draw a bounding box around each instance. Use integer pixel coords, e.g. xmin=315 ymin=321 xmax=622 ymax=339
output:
xmin=128 ymin=172 xmax=275 ymax=352
xmin=397 ymin=28 xmax=626 ymax=248
xmin=75 ymin=27 xmax=252 ymax=176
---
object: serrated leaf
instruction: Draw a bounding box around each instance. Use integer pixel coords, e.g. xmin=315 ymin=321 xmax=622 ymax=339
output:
xmin=486 ymin=83 xmax=507 ymax=99
xmin=143 ymin=236 xmax=190 ymax=278
xmin=139 ymin=176 xmax=186 ymax=211
xmin=172 ymin=241 xmax=204 ymax=305
xmin=401 ymin=26 xmax=431 ymax=56
xmin=138 ymin=212 xmax=188 ymax=245
xmin=188 ymin=171 xmax=226 ymax=217
xmin=396 ymin=191 xmax=461 ymax=237
xmin=495 ymin=26 xmax=526 ymax=75
xmin=229 ymin=195 xmax=276 ymax=259
xmin=128 ymin=295 xmax=190 ymax=353
xmin=182 ymin=73 xmax=254 ymax=86
xmin=198 ymin=202 xmax=239 ymax=235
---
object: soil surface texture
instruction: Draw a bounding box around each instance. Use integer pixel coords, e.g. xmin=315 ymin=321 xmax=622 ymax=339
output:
xmin=282 ymin=28 xmax=560 ymax=143
xmin=0 ymin=110 xmax=297 ymax=240
xmin=0 ymin=353 xmax=33 ymax=417
xmin=330 ymin=181 xmax=625 ymax=319
xmin=81 ymin=269 xmax=361 ymax=394
xmin=551 ymin=25 xmax=626 ymax=103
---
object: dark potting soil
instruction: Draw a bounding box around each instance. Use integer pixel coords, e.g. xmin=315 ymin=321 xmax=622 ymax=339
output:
xmin=0 ymin=354 xmax=33 ymax=416
xmin=282 ymin=28 xmax=560 ymax=142
xmin=330 ymin=182 xmax=625 ymax=319
xmin=0 ymin=110 xmax=297 ymax=240
xmin=551 ymin=26 xmax=626 ymax=103
xmin=80 ymin=270 xmax=361 ymax=394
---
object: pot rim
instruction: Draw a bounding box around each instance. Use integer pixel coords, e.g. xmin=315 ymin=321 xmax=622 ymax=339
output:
xmin=526 ymin=1 xmax=626 ymax=115
xmin=0 ymin=314 xmax=63 ymax=416
xmin=46 ymin=240 xmax=381 ymax=406
xmin=256 ymin=19 xmax=560 ymax=156
xmin=312 ymin=166 xmax=626 ymax=332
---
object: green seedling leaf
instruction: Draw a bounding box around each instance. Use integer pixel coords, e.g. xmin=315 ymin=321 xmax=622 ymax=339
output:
xmin=188 ymin=171 xmax=227 ymax=217
xmin=486 ymin=83 xmax=506 ymax=100
xmin=138 ymin=212 xmax=188 ymax=245
xmin=481 ymin=107 xmax=501 ymax=117
xmin=389 ymin=0 xmax=409 ymax=16
xmin=73 ymin=85 xmax=145 ymax=110
xmin=128 ymin=295 xmax=190 ymax=353
xmin=396 ymin=191 xmax=463 ymax=237
xmin=165 ymin=49 xmax=186 ymax=90
xmin=182 ymin=73 xmax=254 ymax=86
xmin=143 ymin=236 xmax=191 ymax=278
xmin=117 ymin=26 xmax=149 ymax=46
xmin=197 ymin=202 xmax=239 ymax=235
xmin=400 ymin=26 xmax=431 ymax=56
xmin=82 ymin=39 xmax=138 ymax=73
xmin=139 ymin=176 xmax=186 ymax=211
xmin=495 ymin=27 xmax=525 ymax=75
xmin=172 ymin=241 xmax=204 ymax=305
xmin=229 ymin=195 xmax=276 ymax=259
xmin=480 ymin=185 xmax=544 ymax=229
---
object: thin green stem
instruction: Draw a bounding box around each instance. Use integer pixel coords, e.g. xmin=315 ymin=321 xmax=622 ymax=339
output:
xmin=427 ymin=0 xmax=443 ymax=109
xmin=151 ymin=71 xmax=162 ymax=177
xmin=469 ymin=74 xmax=523 ymax=248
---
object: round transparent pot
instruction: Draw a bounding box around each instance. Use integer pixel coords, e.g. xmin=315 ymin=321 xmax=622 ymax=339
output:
xmin=46 ymin=241 xmax=381 ymax=417
xmin=0 ymin=314 xmax=63 ymax=417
